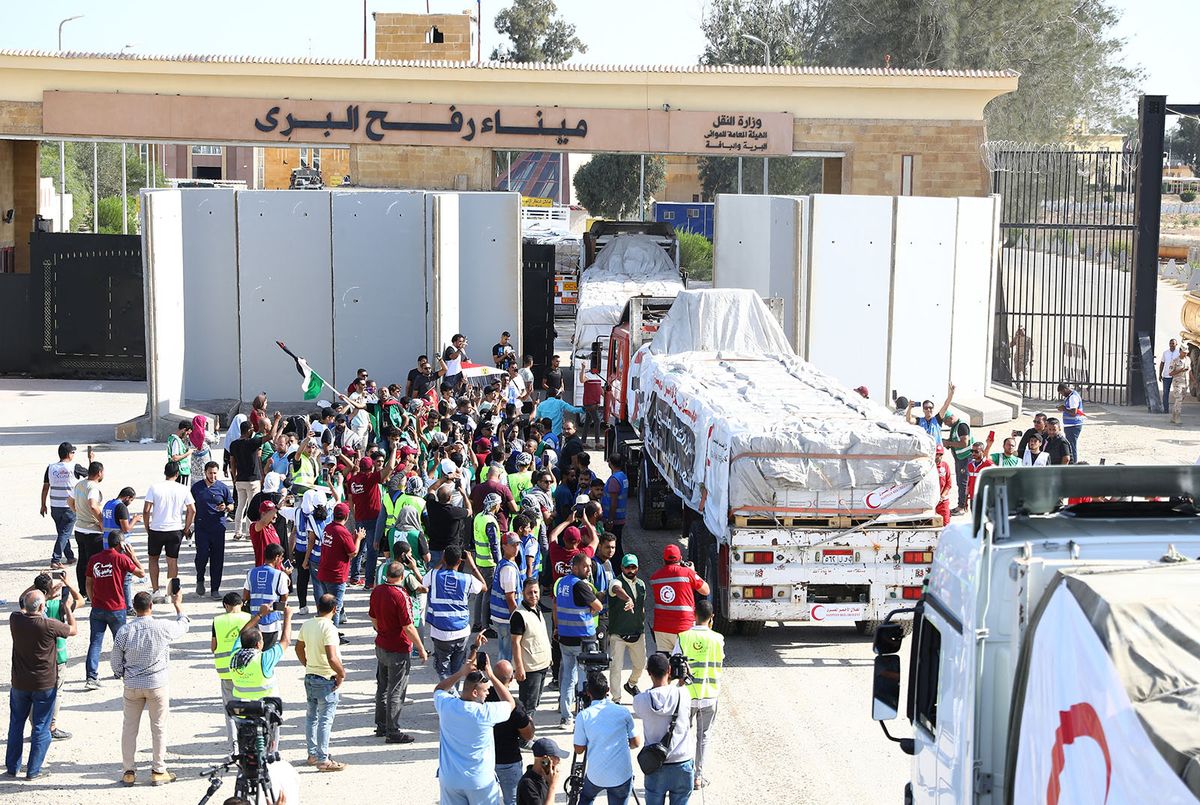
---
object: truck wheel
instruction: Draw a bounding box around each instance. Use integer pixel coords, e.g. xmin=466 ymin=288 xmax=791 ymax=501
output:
xmin=739 ymin=619 xmax=765 ymax=637
xmin=637 ymin=456 xmax=663 ymax=530
xmin=707 ymin=548 xmax=733 ymax=635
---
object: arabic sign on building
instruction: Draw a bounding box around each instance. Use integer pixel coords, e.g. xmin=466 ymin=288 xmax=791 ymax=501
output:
xmin=42 ymin=91 xmax=795 ymax=156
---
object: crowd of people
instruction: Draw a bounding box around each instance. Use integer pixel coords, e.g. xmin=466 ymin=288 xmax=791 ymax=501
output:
xmin=13 ymin=341 xmax=724 ymax=805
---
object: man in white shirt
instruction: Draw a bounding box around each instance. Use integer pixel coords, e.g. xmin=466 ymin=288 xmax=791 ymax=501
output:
xmin=1160 ymin=338 xmax=1182 ymax=412
xmin=142 ymin=461 xmax=196 ymax=603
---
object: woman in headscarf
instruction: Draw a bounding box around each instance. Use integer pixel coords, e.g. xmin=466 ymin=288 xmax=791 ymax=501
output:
xmin=249 ymin=393 xmax=269 ymax=435
xmin=223 ymin=413 xmax=248 ymax=477
xmin=188 ymin=414 xmax=216 ymax=480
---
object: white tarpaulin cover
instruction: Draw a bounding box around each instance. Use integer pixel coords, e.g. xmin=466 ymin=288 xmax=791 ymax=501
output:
xmin=573 ymin=234 xmax=684 ymax=354
xmin=632 ymin=289 xmax=938 ymax=537
xmin=1012 ymin=564 xmax=1200 ymax=803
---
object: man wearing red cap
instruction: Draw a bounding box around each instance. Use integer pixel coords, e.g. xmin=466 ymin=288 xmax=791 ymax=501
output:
xmin=316 ymin=503 xmax=367 ymax=633
xmin=346 ymin=455 xmax=393 ymax=588
xmin=249 ymin=500 xmax=281 ymax=568
xmin=935 ymin=445 xmax=953 ymax=527
xmin=649 ymin=545 xmax=709 ymax=652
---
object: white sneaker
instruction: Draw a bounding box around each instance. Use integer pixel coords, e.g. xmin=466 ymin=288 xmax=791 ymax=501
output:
xmin=297 ymin=606 xmax=310 ymax=615
xmin=151 ymin=592 xmax=167 ymax=604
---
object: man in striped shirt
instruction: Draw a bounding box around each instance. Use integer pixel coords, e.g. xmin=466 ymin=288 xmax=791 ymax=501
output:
xmin=40 ymin=442 xmax=91 ymax=569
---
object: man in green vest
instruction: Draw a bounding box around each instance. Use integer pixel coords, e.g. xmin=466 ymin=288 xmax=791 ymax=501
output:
xmin=507 ymin=452 xmax=534 ymax=503
xmin=672 ymin=598 xmax=724 ymax=791
xmin=377 ymin=476 xmax=428 ymax=567
xmin=229 ymin=602 xmax=292 ymax=703
xmin=210 ymin=591 xmax=252 ymax=755
xmin=472 ymin=493 xmax=502 ymax=633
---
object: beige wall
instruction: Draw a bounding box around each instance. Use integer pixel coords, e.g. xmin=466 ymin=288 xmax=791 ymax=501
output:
xmin=793 ymin=118 xmax=990 ymax=197
xmin=663 ymin=155 xmax=705 ymax=202
xmin=350 ymin=144 xmax=491 ymax=191
xmin=0 ymin=140 xmax=12 ymax=251
xmin=375 ymin=13 xmax=472 ymax=62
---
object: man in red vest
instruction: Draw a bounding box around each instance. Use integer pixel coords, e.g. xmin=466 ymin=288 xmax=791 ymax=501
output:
xmin=649 ymin=544 xmax=709 ymax=652
xmin=577 ymin=364 xmax=606 ymax=449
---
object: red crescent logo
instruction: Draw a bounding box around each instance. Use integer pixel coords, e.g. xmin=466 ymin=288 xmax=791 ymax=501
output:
xmin=810 ymin=604 xmax=826 ymax=621
xmin=1046 ymin=702 xmax=1111 ymax=805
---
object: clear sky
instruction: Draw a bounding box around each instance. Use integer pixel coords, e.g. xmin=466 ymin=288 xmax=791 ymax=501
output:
xmin=0 ymin=0 xmax=1189 ymax=106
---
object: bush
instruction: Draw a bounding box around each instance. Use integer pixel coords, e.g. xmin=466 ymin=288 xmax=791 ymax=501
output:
xmin=97 ymin=195 xmax=139 ymax=234
xmin=676 ymin=228 xmax=713 ymax=282
xmin=1181 ymin=191 xmax=1196 ymax=203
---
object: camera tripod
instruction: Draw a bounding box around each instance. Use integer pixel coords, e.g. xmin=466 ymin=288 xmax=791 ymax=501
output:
xmin=198 ymin=755 xmax=276 ymax=805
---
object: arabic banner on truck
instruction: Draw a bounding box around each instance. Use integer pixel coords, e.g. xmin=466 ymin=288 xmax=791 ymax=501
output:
xmin=42 ymin=91 xmax=794 ymax=156
xmin=1012 ymin=584 xmax=1197 ymax=805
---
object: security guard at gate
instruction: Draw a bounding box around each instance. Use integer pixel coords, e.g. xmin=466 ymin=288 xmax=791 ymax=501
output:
xmin=211 ymin=592 xmax=253 ymax=753
xmin=673 ymin=598 xmax=724 ymax=790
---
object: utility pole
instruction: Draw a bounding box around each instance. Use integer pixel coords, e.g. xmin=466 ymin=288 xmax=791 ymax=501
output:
xmin=639 ymin=155 xmax=646 ymax=221
xmin=740 ymin=34 xmax=771 ymax=193
xmin=56 ymin=16 xmax=83 ymax=232
xmin=363 ymin=0 xmax=368 ymax=59
xmin=121 ymin=143 xmax=128 ymax=234
xmin=92 ymin=142 xmax=98 ymax=233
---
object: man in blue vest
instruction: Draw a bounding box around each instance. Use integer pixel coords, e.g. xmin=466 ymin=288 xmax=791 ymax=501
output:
xmin=553 ymin=552 xmax=602 ymax=728
xmin=423 ymin=544 xmax=486 ymax=681
xmin=603 ymin=455 xmax=630 ymax=558
xmin=100 ymin=486 xmax=140 ymax=614
xmin=241 ymin=543 xmax=290 ymax=651
xmin=489 ymin=533 xmax=525 ymax=664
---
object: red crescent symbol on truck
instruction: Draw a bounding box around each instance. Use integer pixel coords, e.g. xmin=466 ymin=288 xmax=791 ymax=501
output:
xmin=1045 ymin=702 xmax=1111 ymax=805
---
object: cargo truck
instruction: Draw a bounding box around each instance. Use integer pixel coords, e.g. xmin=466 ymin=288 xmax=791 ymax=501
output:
xmin=870 ymin=465 xmax=1200 ymax=804
xmin=605 ymin=289 xmax=943 ymax=635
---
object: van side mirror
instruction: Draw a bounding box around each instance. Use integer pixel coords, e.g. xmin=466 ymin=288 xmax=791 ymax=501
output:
xmin=872 ymin=654 xmax=901 ymax=721
xmin=873 ymin=622 xmax=905 ymax=655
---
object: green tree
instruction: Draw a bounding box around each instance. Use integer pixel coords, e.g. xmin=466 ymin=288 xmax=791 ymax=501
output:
xmin=39 ymin=142 xmax=155 ymax=232
xmin=574 ymin=154 xmax=665 ymax=219
xmin=1168 ymin=118 xmax=1200 ymax=175
xmin=697 ymin=155 xmax=822 ymax=197
xmin=700 ymin=0 xmax=1141 ymax=143
xmin=97 ymin=195 xmax=140 ymax=234
xmin=491 ymin=0 xmax=586 ymax=63
xmin=676 ymin=228 xmax=713 ymax=281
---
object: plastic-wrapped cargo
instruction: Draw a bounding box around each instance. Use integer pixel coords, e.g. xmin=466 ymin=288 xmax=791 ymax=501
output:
xmin=573 ymin=234 xmax=684 ymax=357
xmin=632 ymin=289 xmax=939 ymax=538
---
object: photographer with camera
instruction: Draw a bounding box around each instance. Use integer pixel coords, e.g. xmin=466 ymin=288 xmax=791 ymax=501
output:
xmin=571 ymin=672 xmax=640 ymax=805
xmin=633 ymin=653 xmax=695 ymax=804
xmin=424 ymin=544 xmax=486 ymax=681
xmin=517 ymin=738 xmax=569 ymax=805
xmin=553 ymin=552 xmax=603 ymax=729
xmin=671 ymin=599 xmax=724 ymax=790
xmin=229 ymin=602 xmax=292 ymax=707
xmin=113 ymin=586 xmax=190 ymax=786
xmin=433 ymin=632 xmax=514 ymax=805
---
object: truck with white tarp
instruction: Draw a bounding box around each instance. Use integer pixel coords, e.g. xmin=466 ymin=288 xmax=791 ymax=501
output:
xmin=611 ymin=288 xmax=943 ymax=635
xmin=572 ymin=227 xmax=684 ymax=406
xmin=870 ymin=465 xmax=1200 ymax=804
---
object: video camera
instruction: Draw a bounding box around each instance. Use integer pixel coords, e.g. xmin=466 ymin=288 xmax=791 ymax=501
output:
xmin=578 ymin=638 xmax=610 ymax=672
xmin=198 ymin=698 xmax=284 ymax=805
xmin=668 ymin=652 xmax=694 ymax=686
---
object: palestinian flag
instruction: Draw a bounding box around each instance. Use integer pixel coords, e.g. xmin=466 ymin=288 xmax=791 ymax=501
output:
xmin=461 ymin=361 xmax=505 ymax=379
xmin=276 ymin=341 xmax=328 ymax=400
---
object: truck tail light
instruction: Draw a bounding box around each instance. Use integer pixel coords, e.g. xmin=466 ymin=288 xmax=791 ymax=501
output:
xmin=743 ymin=586 xmax=774 ymax=600
xmin=743 ymin=551 xmax=774 ymax=564
xmin=902 ymin=586 xmax=923 ymax=600
xmin=903 ymin=550 xmax=934 ymax=564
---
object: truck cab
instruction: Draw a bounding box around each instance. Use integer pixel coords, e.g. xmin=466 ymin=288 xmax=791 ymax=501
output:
xmin=871 ymin=466 xmax=1200 ymax=804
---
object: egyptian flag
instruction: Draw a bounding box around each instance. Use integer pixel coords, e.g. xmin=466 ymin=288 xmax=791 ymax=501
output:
xmin=461 ymin=361 xmax=505 ymax=379
xmin=276 ymin=341 xmax=328 ymax=400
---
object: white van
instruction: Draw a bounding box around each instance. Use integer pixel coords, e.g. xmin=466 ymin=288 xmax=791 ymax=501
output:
xmin=870 ymin=466 xmax=1200 ymax=804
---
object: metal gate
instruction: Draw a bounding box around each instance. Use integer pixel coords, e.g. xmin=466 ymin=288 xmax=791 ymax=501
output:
xmin=521 ymin=241 xmax=556 ymax=384
xmin=988 ymin=146 xmax=1138 ymax=405
xmin=29 ymin=232 xmax=145 ymax=380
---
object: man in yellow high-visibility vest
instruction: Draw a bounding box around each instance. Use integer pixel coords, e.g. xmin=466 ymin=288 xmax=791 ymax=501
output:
xmin=672 ymin=598 xmax=724 ymax=791
xmin=210 ymin=591 xmax=251 ymax=756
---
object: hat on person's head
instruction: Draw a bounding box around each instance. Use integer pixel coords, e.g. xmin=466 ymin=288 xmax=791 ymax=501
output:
xmin=935 ymin=444 xmax=946 ymax=455
xmin=530 ymin=738 xmax=570 ymax=759
xmin=262 ymin=472 xmax=283 ymax=494
xmin=663 ymin=544 xmax=682 ymax=562
xmin=429 ymin=431 xmax=448 ymax=446
xmin=405 ymin=476 xmax=424 ymax=496
xmin=575 ymin=494 xmax=591 ymax=506
xmin=483 ymin=493 xmax=502 ymax=510
xmin=333 ymin=502 xmax=351 ymax=519
xmin=321 ymin=454 xmax=337 ymax=465
xmin=621 ymin=553 xmax=639 ymax=568
xmin=516 ymin=451 xmax=533 ymax=467
xmin=944 ymin=410 xmax=958 ymax=421
xmin=258 ymin=500 xmax=277 ymax=515
xmin=504 ymin=532 xmax=521 ymax=546
xmin=360 ymin=456 xmax=374 ymax=471
xmin=399 ymin=444 xmax=418 ymax=458
xmin=854 ymin=385 xmax=870 ymax=398
xmin=408 ymin=399 xmax=424 ymax=413
xmin=440 ymin=458 xmax=458 ymax=476
xmin=60 ymin=441 xmax=76 ymax=455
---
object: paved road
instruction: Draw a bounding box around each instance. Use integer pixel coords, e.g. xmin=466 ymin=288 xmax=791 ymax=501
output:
xmin=5 ymin=378 xmax=1197 ymax=803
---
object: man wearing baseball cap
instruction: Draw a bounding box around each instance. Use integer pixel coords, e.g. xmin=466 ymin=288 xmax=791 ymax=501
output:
xmin=516 ymin=738 xmax=568 ymax=805
xmin=649 ymin=544 xmax=709 ymax=653
xmin=489 ymin=533 xmax=524 ymax=663
xmin=314 ymin=503 xmax=367 ymax=632
xmin=608 ymin=554 xmax=648 ymax=703
xmin=248 ymin=500 xmax=281 ymax=569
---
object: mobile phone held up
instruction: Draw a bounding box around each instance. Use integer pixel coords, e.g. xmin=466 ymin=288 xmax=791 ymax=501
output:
xmin=169 ymin=577 xmax=181 ymax=597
